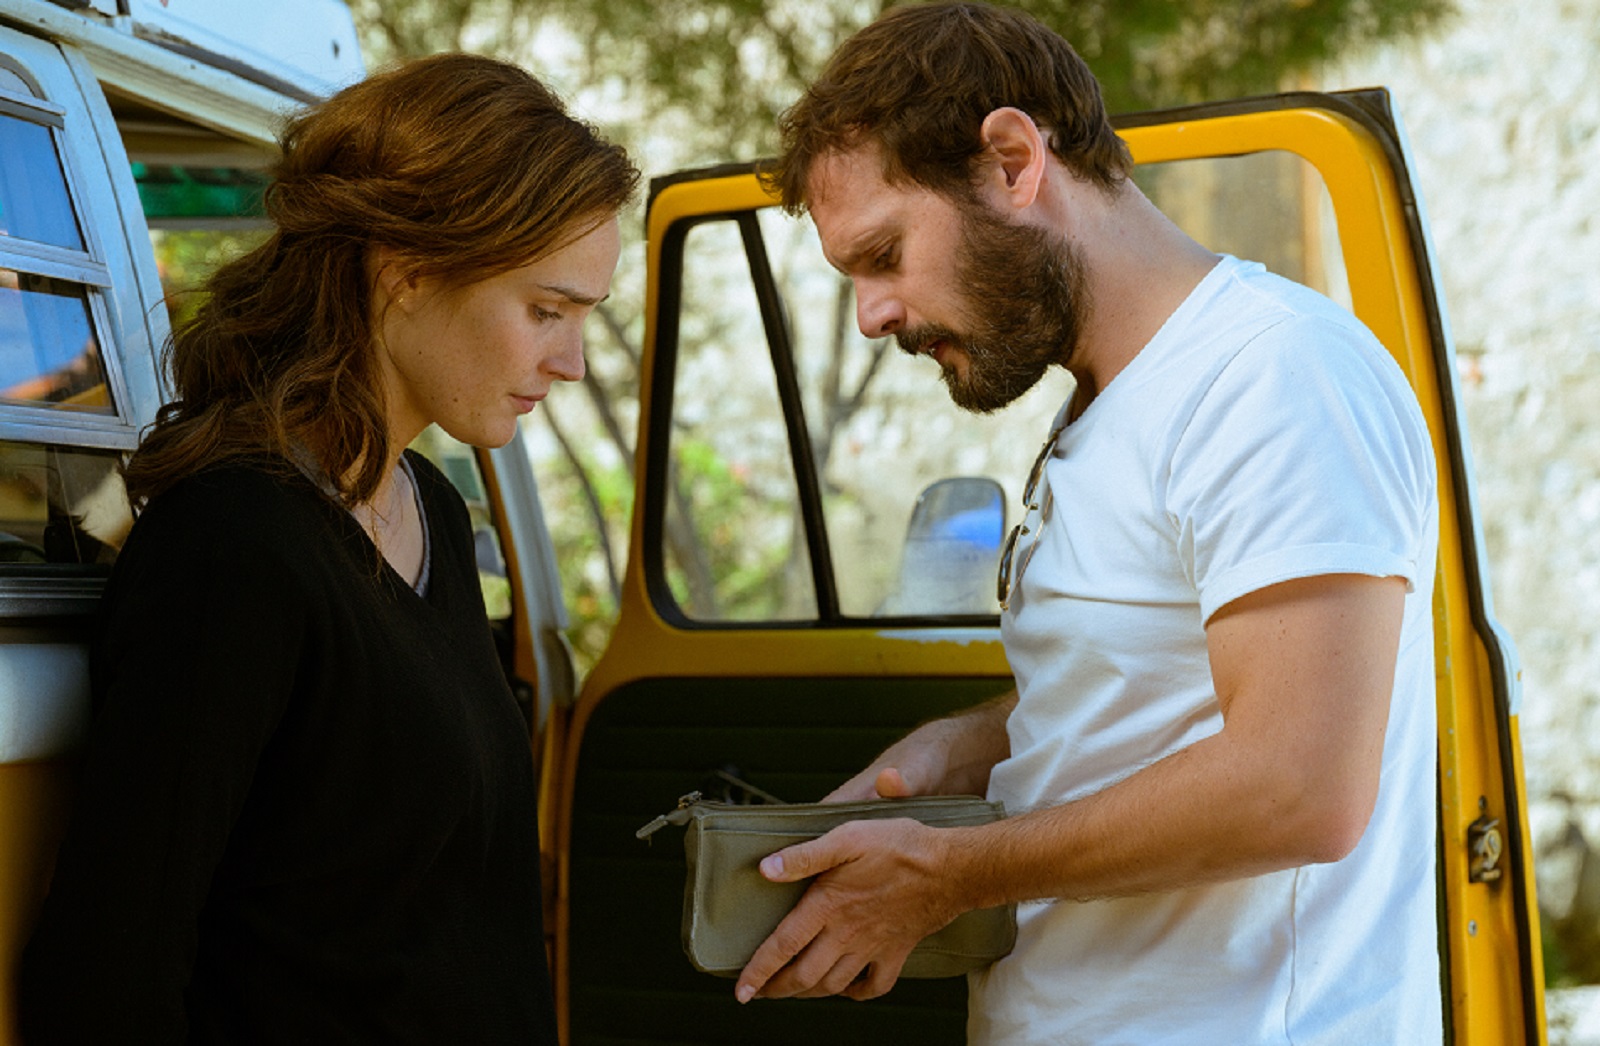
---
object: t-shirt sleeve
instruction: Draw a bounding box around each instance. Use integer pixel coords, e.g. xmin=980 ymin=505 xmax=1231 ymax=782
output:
xmin=18 ymin=496 xmax=308 ymax=1041
xmin=1165 ymin=314 xmax=1437 ymax=623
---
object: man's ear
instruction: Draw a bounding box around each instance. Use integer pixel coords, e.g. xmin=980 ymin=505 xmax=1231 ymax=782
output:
xmin=977 ymin=107 xmax=1048 ymax=212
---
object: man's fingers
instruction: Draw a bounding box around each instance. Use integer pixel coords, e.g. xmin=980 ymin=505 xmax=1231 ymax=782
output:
xmin=792 ymin=953 xmax=872 ymax=999
xmin=735 ymin=911 xmax=818 ymax=1003
xmin=759 ymin=829 xmax=851 ymax=882
xmin=822 ymin=770 xmax=883 ymax=803
xmin=842 ymin=957 xmax=906 ymax=1001
xmin=823 ymin=763 xmax=919 ymax=803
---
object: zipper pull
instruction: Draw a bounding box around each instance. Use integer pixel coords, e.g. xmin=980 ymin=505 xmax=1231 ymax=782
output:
xmin=635 ymin=791 xmax=703 ymax=841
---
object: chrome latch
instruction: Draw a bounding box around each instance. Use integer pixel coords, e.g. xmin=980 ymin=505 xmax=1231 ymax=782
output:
xmin=1468 ymin=812 xmax=1504 ymax=884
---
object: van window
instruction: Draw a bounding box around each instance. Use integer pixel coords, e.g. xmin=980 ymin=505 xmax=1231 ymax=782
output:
xmin=0 ymin=268 xmax=111 ymax=414
xmin=0 ymin=441 xmax=125 ymax=568
xmin=660 ymin=217 xmax=818 ymax=623
xmin=0 ymin=37 xmax=139 ymax=591
xmin=0 ymin=109 xmax=85 ymax=250
xmin=653 ymin=149 xmax=1352 ymax=625
xmin=0 ymin=72 xmax=124 ymax=435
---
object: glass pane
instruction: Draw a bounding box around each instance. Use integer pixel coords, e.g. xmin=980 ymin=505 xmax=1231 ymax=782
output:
xmin=0 ymin=112 xmax=84 ymax=251
xmin=0 ymin=267 xmax=113 ymax=413
xmin=132 ymin=164 xmax=270 ymax=224
xmin=0 ymin=441 xmax=127 ymax=569
xmin=665 ymin=219 xmax=817 ymax=622
xmin=149 ymin=226 xmax=271 ymax=328
xmin=757 ymin=207 xmax=1072 ymax=619
xmin=1133 ymin=149 xmax=1351 ymax=311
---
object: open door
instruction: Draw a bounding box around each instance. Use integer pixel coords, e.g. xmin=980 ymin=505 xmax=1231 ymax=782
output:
xmin=532 ymin=90 xmax=1539 ymax=1045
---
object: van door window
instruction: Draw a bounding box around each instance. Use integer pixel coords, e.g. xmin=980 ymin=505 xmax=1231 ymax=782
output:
xmin=658 ymin=216 xmax=818 ymax=623
xmin=755 ymin=206 xmax=1072 ymax=619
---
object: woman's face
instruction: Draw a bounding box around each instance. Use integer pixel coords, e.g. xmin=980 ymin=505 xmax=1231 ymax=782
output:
xmin=377 ymin=216 xmax=622 ymax=449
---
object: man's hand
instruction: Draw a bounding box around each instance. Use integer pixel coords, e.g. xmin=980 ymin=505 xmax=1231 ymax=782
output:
xmin=823 ymin=691 xmax=1016 ymax=802
xmin=822 ymin=757 xmax=928 ymax=802
xmin=733 ymin=817 xmax=965 ymax=1003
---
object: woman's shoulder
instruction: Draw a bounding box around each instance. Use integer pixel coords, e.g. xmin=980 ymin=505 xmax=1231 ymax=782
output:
xmin=128 ymin=458 xmax=330 ymax=560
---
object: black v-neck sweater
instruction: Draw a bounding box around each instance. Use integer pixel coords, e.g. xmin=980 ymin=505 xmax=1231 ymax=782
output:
xmin=19 ymin=453 xmax=556 ymax=1044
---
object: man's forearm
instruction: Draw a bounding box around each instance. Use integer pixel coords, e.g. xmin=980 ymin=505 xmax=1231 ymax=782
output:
xmin=952 ymin=724 xmax=1352 ymax=911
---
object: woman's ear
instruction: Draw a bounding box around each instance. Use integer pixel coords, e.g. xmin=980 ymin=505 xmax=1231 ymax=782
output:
xmin=977 ymin=107 xmax=1048 ymax=212
xmin=371 ymin=247 xmax=420 ymax=313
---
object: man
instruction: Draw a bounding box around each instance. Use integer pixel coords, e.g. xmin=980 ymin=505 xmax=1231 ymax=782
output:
xmin=733 ymin=4 xmax=1442 ymax=1043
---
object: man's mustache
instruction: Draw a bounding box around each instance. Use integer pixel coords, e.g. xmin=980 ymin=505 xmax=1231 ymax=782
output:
xmin=896 ymin=324 xmax=965 ymax=359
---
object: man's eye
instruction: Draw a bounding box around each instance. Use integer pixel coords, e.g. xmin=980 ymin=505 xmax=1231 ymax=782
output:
xmin=872 ymin=248 xmax=896 ymax=272
xmin=532 ymin=305 xmax=561 ymax=322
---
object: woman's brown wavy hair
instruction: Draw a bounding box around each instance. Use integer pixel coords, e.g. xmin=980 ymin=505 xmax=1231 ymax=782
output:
xmin=123 ymin=52 xmax=639 ymax=509
xmin=766 ymin=2 xmax=1131 ymax=213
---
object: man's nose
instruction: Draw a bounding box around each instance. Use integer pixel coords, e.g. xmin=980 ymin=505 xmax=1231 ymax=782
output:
xmin=855 ymin=280 xmax=905 ymax=338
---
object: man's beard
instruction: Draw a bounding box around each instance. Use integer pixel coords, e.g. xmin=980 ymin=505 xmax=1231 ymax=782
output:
xmin=896 ymin=200 xmax=1088 ymax=414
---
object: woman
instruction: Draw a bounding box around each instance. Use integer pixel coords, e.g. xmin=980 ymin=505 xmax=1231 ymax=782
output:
xmin=18 ymin=53 xmax=637 ymax=1042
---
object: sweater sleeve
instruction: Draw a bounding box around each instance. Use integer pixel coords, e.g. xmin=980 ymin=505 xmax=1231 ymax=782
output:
xmin=18 ymin=484 xmax=309 ymax=1043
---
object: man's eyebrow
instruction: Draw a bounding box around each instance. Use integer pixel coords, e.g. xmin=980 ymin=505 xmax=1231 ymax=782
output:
xmin=829 ymin=231 xmax=889 ymax=274
xmin=540 ymin=283 xmax=609 ymax=306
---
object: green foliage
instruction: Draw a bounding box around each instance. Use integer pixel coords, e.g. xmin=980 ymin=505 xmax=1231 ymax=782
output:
xmin=665 ymin=437 xmax=801 ymax=621
xmin=148 ymin=227 xmax=270 ymax=328
xmin=344 ymin=0 xmax=1456 ymax=677
xmin=350 ymin=0 xmax=1455 ymax=169
xmin=540 ymin=442 xmax=634 ymax=677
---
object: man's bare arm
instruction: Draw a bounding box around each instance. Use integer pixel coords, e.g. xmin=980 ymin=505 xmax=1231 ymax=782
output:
xmin=735 ymin=573 xmax=1406 ymax=1002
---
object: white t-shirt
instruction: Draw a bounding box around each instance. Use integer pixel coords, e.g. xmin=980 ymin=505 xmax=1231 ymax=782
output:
xmin=971 ymin=256 xmax=1441 ymax=1045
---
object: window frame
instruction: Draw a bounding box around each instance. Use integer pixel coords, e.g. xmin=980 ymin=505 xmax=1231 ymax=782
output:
xmin=0 ymin=34 xmax=141 ymax=451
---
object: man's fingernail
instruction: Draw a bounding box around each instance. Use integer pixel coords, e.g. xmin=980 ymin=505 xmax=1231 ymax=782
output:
xmin=761 ymin=854 xmax=784 ymax=878
xmin=736 ymin=984 xmax=755 ymax=1004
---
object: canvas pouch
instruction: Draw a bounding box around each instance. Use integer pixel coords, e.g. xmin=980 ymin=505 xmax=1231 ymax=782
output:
xmin=638 ymin=792 xmax=1017 ymax=978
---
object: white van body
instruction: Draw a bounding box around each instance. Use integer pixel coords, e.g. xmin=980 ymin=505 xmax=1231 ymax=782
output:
xmin=0 ymin=2 xmax=362 ymax=1033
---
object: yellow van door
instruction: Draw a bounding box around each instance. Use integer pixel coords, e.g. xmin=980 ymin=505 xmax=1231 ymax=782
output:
xmin=534 ymin=89 xmax=1538 ymax=1045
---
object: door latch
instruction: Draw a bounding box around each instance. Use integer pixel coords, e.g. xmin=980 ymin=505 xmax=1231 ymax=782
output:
xmin=1467 ymin=811 xmax=1504 ymax=884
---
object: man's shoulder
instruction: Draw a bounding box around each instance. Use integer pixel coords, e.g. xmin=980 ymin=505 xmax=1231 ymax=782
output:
xmin=1203 ymin=257 xmax=1368 ymax=339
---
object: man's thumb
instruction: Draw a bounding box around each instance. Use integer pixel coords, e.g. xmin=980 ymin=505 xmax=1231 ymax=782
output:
xmin=875 ymin=767 xmax=916 ymax=797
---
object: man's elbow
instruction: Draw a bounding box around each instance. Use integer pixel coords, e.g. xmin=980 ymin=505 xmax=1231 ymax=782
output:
xmin=1286 ymin=780 xmax=1379 ymax=865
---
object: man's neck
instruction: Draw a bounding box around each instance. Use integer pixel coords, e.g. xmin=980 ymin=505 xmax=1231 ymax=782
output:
xmin=1063 ymin=186 xmax=1219 ymax=409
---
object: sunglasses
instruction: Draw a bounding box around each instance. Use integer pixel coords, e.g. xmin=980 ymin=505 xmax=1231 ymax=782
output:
xmin=997 ymin=416 xmax=1069 ymax=612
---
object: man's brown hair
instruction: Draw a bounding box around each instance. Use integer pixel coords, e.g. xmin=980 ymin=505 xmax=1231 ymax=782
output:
xmin=767 ymin=2 xmax=1131 ymax=212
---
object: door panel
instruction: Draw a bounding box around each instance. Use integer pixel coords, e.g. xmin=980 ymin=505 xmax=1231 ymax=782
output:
xmin=565 ymin=677 xmax=1006 ymax=1044
xmin=547 ymin=91 xmax=1537 ymax=1045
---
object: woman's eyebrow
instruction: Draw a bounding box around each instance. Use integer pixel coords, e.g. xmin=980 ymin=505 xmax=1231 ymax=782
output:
xmin=540 ymin=283 xmax=609 ymax=306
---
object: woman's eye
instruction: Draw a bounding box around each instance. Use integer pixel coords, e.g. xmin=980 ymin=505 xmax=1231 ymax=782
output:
xmin=532 ymin=305 xmax=561 ymax=322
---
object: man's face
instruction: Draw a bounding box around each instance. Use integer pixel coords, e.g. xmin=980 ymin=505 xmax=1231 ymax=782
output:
xmin=905 ymin=192 xmax=1087 ymax=412
xmin=808 ymin=144 xmax=1087 ymax=414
